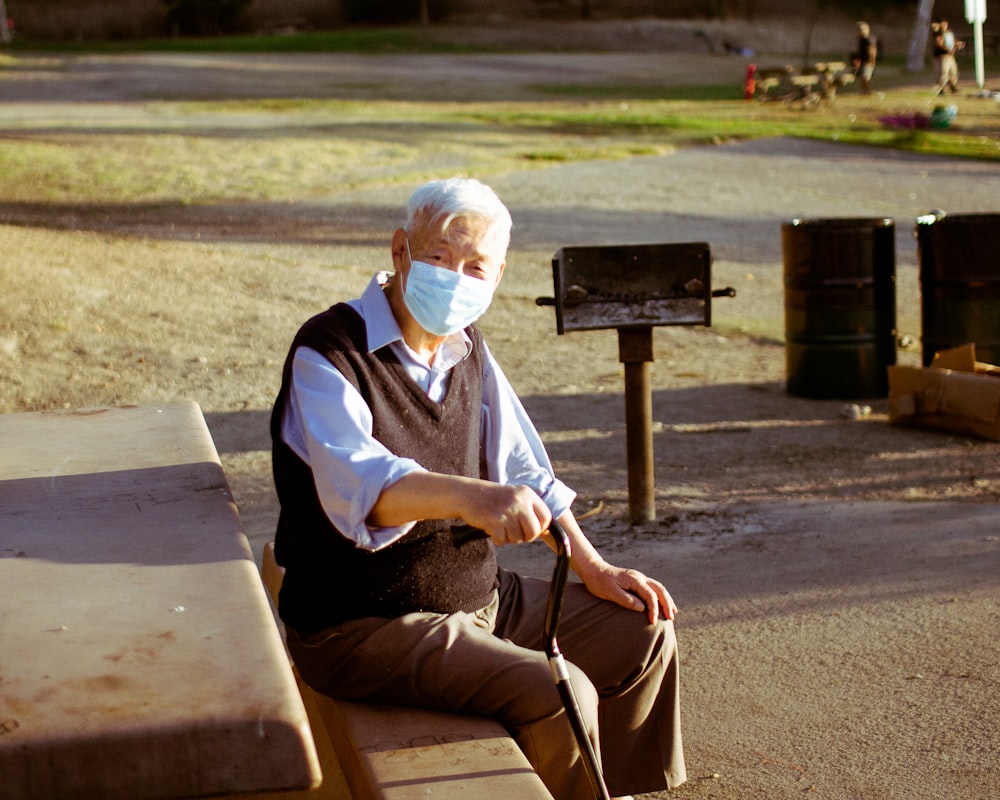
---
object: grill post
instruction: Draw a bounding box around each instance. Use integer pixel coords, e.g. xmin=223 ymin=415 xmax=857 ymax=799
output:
xmin=618 ymin=326 xmax=655 ymax=524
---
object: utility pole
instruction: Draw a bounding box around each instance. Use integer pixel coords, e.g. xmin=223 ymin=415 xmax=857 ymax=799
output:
xmin=966 ymin=0 xmax=988 ymax=88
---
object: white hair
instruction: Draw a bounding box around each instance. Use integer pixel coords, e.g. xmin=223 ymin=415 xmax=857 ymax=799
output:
xmin=404 ymin=177 xmax=513 ymax=253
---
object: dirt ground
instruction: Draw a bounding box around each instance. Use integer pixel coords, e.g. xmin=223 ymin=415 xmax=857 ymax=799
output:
xmin=1 ymin=20 xmax=999 ymax=800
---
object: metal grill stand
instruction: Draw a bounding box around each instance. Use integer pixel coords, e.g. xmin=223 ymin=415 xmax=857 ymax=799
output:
xmin=539 ymin=243 xmax=733 ymax=525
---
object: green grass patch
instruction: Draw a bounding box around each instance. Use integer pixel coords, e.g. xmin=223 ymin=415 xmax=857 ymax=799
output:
xmin=1 ymin=93 xmax=996 ymax=207
xmin=0 ymin=41 xmax=997 ymax=211
xmin=531 ymin=84 xmax=746 ymax=101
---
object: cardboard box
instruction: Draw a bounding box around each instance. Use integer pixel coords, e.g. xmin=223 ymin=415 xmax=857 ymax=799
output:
xmin=888 ymin=344 xmax=1000 ymax=441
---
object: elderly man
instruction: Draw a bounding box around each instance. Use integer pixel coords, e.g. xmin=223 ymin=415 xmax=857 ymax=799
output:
xmin=270 ymin=177 xmax=685 ymax=799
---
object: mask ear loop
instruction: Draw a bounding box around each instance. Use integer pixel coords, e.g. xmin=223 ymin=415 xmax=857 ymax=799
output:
xmin=399 ymin=235 xmax=414 ymax=295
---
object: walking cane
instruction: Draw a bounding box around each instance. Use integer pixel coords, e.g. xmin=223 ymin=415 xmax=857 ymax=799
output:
xmin=545 ymin=518 xmax=612 ymax=800
xmin=452 ymin=520 xmax=612 ymax=800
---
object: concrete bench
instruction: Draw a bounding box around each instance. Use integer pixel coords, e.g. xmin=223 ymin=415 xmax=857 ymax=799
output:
xmin=260 ymin=542 xmax=554 ymax=800
xmin=0 ymin=402 xmax=321 ymax=800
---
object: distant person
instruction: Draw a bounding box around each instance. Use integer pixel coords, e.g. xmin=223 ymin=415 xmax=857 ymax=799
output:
xmin=853 ymin=21 xmax=878 ymax=95
xmin=933 ymin=18 xmax=963 ymax=95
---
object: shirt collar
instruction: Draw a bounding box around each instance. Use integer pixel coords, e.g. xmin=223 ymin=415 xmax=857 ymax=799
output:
xmin=359 ymin=271 xmax=473 ymax=367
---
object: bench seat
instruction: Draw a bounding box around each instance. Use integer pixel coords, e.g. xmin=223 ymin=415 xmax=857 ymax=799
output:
xmin=260 ymin=543 xmax=554 ymax=800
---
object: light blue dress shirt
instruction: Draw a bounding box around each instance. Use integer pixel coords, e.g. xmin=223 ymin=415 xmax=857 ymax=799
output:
xmin=280 ymin=272 xmax=576 ymax=551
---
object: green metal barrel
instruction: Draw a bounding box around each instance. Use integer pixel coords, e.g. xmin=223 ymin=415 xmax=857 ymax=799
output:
xmin=783 ymin=217 xmax=897 ymax=399
xmin=916 ymin=212 xmax=1000 ymax=366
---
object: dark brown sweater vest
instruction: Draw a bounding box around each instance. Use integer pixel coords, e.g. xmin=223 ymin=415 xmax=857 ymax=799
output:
xmin=270 ymin=302 xmax=497 ymax=631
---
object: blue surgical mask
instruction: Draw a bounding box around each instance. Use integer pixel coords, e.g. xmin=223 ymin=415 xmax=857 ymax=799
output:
xmin=402 ymin=240 xmax=496 ymax=336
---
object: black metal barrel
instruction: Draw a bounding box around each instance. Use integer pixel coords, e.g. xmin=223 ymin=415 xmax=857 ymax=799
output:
xmin=916 ymin=212 xmax=1000 ymax=366
xmin=782 ymin=217 xmax=897 ymax=399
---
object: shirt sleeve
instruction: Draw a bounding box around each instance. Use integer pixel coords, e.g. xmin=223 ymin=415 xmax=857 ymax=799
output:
xmin=479 ymin=341 xmax=577 ymax=518
xmin=281 ymin=346 xmax=425 ymax=551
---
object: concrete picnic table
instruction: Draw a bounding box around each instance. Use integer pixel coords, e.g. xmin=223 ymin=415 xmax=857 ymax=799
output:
xmin=0 ymin=402 xmax=320 ymax=800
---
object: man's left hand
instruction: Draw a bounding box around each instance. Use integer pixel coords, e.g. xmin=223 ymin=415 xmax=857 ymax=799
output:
xmin=581 ymin=564 xmax=678 ymax=624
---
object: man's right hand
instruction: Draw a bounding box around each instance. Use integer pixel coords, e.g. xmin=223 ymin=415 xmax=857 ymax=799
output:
xmin=459 ymin=482 xmax=552 ymax=546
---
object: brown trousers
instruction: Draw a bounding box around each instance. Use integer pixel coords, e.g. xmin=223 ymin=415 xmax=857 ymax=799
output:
xmin=287 ymin=568 xmax=685 ymax=799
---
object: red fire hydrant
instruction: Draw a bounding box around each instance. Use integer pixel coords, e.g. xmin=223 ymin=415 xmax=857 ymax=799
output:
xmin=744 ymin=63 xmax=757 ymax=100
